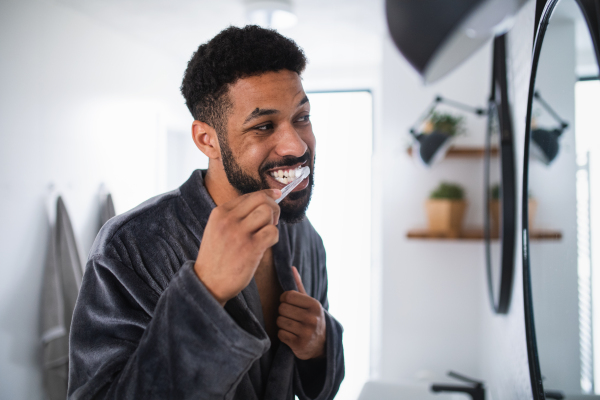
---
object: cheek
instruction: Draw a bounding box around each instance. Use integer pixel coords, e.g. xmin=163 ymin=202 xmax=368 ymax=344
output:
xmin=303 ymin=131 xmax=316 ymax=156
xmin=236 ymin=141 xmax=272 ymax=171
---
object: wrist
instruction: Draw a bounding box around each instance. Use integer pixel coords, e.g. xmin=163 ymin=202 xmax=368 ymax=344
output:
xmin=194 ymin=262 xmax=227 ymax=306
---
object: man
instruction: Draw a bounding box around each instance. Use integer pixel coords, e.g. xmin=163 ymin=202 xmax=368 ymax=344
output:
xmin=68 ymin=25 xmax=345 ymax=400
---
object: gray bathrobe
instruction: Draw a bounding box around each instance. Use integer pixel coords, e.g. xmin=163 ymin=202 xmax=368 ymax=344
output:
xmin=68 ymin=170 xmax=344 ymax=400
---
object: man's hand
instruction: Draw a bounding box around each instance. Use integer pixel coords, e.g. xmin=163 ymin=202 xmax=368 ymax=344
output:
xmin=277 ymin=266 xmax=326 ymax=360
xmin=194 ymin=189 xmax=281 ymax=306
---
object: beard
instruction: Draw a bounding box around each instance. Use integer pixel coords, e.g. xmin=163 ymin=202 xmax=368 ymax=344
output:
xmin=219 ymin=137 xmax=314 ymax=224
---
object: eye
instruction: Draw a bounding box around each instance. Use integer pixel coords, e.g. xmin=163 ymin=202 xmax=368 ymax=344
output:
xmin=296 ymin=114 xmax=310 ymax=123
xmin=254 ymin=122 xmax=274 ymax=132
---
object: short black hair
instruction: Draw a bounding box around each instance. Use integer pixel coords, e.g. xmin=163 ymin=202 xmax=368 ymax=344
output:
xmin=180 ymin=25 xmax=307 ymax=135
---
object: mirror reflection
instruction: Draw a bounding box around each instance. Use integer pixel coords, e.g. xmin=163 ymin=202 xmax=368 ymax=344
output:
xmin=486 ymin=101 xmax=503 ymax=306
xmin=529 ymin=0 xmax=600 ymax=397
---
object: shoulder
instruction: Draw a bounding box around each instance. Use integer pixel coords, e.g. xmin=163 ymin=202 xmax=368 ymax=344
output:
xmin=90 ymin=188 xmax=185 ymax=259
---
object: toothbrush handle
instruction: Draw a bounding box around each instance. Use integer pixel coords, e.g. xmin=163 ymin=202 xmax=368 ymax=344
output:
xmin=275 ymin=168 xmax=309 ymax=204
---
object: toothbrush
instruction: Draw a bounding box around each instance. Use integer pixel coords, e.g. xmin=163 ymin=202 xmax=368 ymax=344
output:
xmin=275 ymin=166 xmax=310 ymax=204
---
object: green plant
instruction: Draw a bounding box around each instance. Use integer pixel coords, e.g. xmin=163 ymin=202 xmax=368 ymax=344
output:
xmin=430 ymin=182 xmax=464 ymax=200
xmin=428 ymin=111 xmax=464 ymax=136
xmin=491 ymin=184 xmax=501 ymax=200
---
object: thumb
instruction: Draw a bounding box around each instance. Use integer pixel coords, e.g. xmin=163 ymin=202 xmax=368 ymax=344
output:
xmin=292 ymin=266 xmax=307 ymax=294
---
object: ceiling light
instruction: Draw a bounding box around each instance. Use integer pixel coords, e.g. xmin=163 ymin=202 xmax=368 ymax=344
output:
xmin=245 ymin=0 xmax=298 ymax=29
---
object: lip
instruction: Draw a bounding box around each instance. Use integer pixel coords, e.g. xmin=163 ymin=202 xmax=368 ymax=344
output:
xmin=266 ymin=161 xmax=307 ymax=174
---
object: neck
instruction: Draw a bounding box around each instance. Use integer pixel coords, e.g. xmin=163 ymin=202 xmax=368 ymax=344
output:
xmin=204 ymin=160 xmax=240 ymax=206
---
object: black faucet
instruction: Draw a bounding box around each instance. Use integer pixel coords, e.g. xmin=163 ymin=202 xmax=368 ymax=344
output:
xmin=431 ymin=371 xmax=485 ymax=400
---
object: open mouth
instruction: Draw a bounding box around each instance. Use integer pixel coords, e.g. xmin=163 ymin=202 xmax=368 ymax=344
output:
xmin=268 ymin=164 xmax=306 ymax=185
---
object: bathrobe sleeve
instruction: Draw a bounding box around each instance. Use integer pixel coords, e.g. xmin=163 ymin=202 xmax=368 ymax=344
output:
xmin=293 ymin=231 xmax=345 ymax=400
xmin=68 ymin=257 xmax=270 ymax=400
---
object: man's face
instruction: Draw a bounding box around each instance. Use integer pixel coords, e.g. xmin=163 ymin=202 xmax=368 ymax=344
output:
xmin=218 ymin=70 xmax=316 ymax=223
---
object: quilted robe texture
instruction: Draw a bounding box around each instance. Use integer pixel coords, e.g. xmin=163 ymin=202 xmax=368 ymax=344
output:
xmin=68 ymin=170 xmax=345 ymax=400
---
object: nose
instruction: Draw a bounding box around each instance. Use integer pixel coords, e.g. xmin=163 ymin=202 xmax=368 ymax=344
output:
xmin=274 ymin=122 xmax=308 ymax=158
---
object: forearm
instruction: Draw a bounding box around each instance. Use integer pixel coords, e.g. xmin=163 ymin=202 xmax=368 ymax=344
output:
xmin=69 ymin=261 xmax=270 ymax=400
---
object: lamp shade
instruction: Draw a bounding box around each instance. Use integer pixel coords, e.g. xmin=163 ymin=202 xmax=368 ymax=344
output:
xmin=413 ymin=131 xmax=453 ymax=166
xmin=385 ymin=0 xmax=527 ymax=83
xmin=531 ymin=128 xmax=562 ymax=165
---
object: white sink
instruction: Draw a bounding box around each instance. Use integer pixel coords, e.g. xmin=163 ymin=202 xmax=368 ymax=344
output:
xmin=358 ymin=381 xmax=470 ymax=400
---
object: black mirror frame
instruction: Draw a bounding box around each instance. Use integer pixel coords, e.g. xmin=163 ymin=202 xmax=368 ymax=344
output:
xmin=484 ymin=33 xmax=517 ymax=314
xmin=523 ymin=1 xmax=600 ymax=399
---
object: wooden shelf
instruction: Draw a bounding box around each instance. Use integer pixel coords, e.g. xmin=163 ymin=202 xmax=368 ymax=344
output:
xmin=528 ymin=229 xmax=562 ymax=240
xmin=406 ymin=228 xmax=562 ymax=241
xmin=406 ymin=146 xmax=499 ymax=158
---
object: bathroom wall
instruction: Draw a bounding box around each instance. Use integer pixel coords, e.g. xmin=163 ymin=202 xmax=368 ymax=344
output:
xmin=374 ymin=26 xmax=492 ymax=384
xmin=374 ymin=1 xmax=536 ymax=398
xmin=0 ymin=0 xmax=189 ymax=398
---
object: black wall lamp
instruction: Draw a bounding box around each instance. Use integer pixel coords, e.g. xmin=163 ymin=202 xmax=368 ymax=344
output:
xmin=530 ymin=91 xmax=569 ymax=165
xmin=385 ymin=0 xmax=528 ymax=83
xmin=409 ymin=96 xmax=486 ymax=166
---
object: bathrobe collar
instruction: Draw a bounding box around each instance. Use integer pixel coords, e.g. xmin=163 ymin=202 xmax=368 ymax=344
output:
xmin=180 ymin=170 xmax=300 ymax=398
xmin=180 ymin=169 xmax=300 ymax=294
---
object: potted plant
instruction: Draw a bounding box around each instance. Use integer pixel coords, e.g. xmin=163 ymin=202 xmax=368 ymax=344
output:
xmin=412 ymin=112 xmax=466 ymax=166
xmin=426 ymin=182 xmax=467 ymax=238
xmin=489 ymin=184 xmax=501 ymax=238
xmin=422 ymin=111 xmax=465 ymax=137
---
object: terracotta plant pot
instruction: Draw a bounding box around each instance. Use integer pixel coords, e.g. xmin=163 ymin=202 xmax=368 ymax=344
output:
xmin=489 ymin=200 xmax=500 ymax=238
xmin=528 ymin=198 xmax=538 ymax=229
xmin=425 ymin=199 xmax=467 ymax=238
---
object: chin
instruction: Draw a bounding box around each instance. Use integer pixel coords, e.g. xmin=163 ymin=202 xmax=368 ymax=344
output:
xmin=279 ymin=188 xmax=311 ymax=224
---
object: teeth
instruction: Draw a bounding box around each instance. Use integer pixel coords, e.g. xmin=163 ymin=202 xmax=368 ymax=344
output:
xmin=270 ymin=166 xmax=304 ymax=185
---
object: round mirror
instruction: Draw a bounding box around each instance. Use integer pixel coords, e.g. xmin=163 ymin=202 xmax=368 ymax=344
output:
xmin=485 ymin=34 xmax=517 ymax=314
xmin=523 ymin=0 xmax=600 ymax=398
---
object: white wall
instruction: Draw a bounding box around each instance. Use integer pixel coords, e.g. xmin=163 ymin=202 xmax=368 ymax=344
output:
xmin=0 ymin=0 xmax=189 ymax=398
xmin=374 ymin=30 xmax=492 ymax=384
xmin=374 ymin=2 xmax=537 ymax=399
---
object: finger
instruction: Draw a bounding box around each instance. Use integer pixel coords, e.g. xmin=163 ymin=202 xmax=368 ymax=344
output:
xmin=280 ymin=290 xmax=314 ymax=310
xmin=242 ymin=203 xmax=277 ymax=233
xmin=233 ymin=190 xmax=281 ymax=225
xmin=253 ymin=224 xmax=279 ymax=249
xmin=223 ymin=189 xmax=281 ymax=211
xmin=279 ymin=302 xmax=310 ymax=322
xmin=278 ymin=329 xmax=298 ymax=347
xmin=292 ymin=266 xmax=306 ymax=294
xmin=276 ymin=316 xmax=304 ymax=335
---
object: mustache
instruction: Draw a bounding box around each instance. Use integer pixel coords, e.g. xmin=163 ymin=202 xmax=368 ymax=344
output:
xmin=260 ymin=151 xmax=311 ymax=174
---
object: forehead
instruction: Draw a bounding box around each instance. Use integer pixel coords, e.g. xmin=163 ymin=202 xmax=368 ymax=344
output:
xmin=227 ymin=70 xmax=305 ymax=113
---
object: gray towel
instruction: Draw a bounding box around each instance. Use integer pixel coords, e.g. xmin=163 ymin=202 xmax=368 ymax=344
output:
xmin=99 ymin=193 xmax=116 ymax=229
xmin=41 ymin=196 xmax=83 ymax=400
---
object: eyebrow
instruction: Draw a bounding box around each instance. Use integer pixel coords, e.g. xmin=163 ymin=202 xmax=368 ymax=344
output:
xmin=243 ymin=95 xmax=310 ymax=125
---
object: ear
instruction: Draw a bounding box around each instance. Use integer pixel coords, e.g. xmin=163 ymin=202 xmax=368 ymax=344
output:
xmin=192 ymin=120 xmax=221 ymax=160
